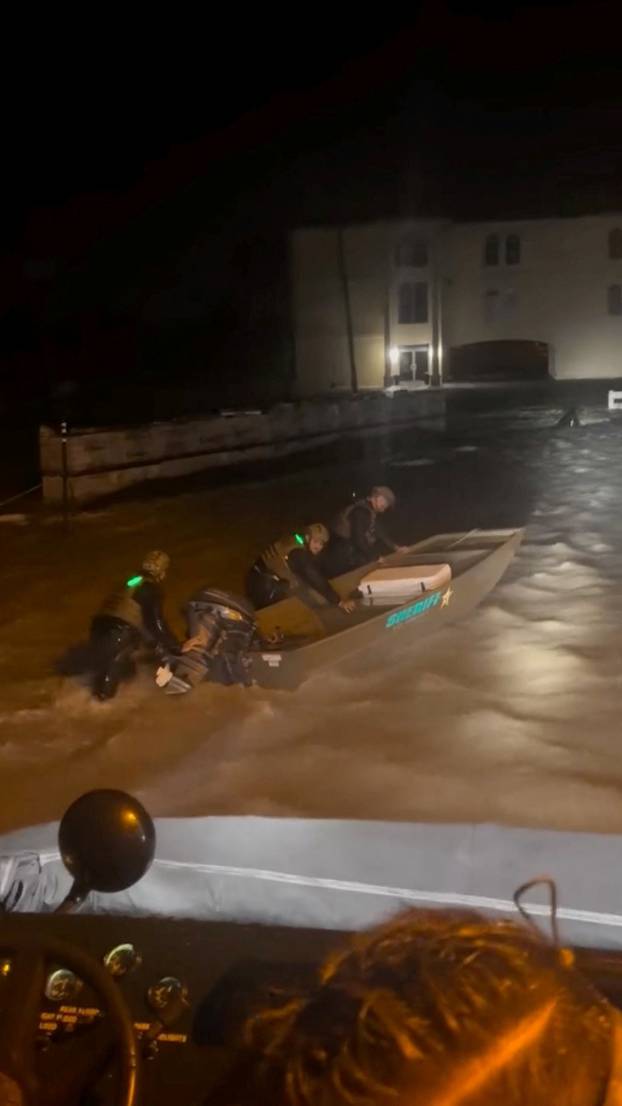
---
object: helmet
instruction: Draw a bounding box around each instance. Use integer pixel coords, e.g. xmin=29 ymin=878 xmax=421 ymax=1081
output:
xmin=370 ymin=485 xmax=396 ymax=508
xmin=142 ymin=550 xmax=170 ymax=580
xmin=304 ymin=522 xmax=329 ymax=544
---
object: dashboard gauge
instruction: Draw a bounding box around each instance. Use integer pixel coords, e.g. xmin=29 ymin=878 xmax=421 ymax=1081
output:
xmin=103 ymin=943 xmax=142 ymax=978
xmin=147 ymin=976 xmax=187 ymax=1012
xmin=45 ymin=968 xmax=83 ymax=1004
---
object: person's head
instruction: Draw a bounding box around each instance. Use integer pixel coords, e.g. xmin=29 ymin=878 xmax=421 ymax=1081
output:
xmin=369 ymin=486 xmax=396 ymax=514
xmin=245 ymin=908 xmax=615 ymax=1106
xmin=141 ymin=550 xmax=170 ymax=582
xmin=305 ymin=523 xmax=329 ymax=556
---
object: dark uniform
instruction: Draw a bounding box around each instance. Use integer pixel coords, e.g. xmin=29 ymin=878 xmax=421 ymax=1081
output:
xmin=89 ymin=574 xmax=178 ymax=700
xmin=325 ymin=499 xmax=397 ymax=575
xmin=246 ymin=534 xmax=341 ymax=611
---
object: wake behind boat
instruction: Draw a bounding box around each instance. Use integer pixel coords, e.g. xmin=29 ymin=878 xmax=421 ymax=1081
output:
xmin=252 ymin=527 xmax=523 ymax=689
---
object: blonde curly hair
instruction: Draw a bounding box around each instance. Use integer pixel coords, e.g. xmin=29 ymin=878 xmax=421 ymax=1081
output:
xmin=244 ymin=909 xmax=613 ymax=1106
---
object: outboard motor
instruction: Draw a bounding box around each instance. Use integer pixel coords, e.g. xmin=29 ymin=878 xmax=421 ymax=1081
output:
xmin=158 ymin=588 xmax=259 ymax=695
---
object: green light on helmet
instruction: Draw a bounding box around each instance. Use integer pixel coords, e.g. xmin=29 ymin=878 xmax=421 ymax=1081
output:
xmin=126 ymin=575 xmax=143 ymax=588
xmin=294 ymin=533 xmax=305 ymax=545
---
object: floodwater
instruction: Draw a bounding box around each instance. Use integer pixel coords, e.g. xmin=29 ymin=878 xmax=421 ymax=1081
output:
xmin=1 ymin=395 xmax=622 ymax=835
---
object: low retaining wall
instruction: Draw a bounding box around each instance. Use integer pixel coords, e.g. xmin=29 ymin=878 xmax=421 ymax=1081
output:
xmin=40 ymin=390 xmax=445 ymax=505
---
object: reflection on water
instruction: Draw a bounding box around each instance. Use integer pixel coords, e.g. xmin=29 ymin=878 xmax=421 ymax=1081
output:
xmin=1 ymin=401 xmax=622 ymax=834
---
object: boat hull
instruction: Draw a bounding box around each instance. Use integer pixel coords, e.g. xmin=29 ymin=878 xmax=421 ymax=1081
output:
xmin=252 ymin=529 xmax=523 ymax=690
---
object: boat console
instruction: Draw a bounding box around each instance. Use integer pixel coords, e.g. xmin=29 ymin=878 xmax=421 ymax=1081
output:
xmin=1 ymin=911 xmax=341 ymax=1105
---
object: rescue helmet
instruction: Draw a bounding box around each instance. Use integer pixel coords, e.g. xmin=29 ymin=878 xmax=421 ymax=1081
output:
xmin=142 ymin=550 xmax=170 ymax=580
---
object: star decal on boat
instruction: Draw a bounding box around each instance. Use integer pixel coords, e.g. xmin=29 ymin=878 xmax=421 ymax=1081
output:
xmin=441 ymin=587 xmax=453 ymax=608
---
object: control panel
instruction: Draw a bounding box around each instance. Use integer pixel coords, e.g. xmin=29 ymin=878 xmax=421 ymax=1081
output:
xmin=3 ymin=914 xmax=622 ymax=1105
xmin=0 ymin=913 xmax=342 ymax=1105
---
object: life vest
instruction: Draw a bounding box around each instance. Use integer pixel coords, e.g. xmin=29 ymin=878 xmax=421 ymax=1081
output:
xmin=98 ymin=575 xmax=147 ymax=631
xmin=259 ymin=534 xmax=302 ymax=586
xmin=332 ymin=499 xmax=377 ymax=547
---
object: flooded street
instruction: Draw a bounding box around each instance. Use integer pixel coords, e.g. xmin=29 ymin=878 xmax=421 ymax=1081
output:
xmin=1 ymin=391 xmax=622 ymax=834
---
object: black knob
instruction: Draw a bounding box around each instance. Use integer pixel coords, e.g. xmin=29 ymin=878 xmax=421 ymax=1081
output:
xmin=58 ymin=790 xmax=156 ymax=896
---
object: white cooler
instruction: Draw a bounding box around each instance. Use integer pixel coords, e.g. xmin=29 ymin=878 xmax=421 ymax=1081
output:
xmin=359 ymin=562 xmax=452 ymax=598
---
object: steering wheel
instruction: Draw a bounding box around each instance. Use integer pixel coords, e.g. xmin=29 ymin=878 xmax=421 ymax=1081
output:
xmin=0 ymin=929 xmax=140 ymax=1106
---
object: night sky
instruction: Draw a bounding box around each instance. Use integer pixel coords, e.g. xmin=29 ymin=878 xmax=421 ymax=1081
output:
xmin=1 ymin=2 xmax=621 ymax=417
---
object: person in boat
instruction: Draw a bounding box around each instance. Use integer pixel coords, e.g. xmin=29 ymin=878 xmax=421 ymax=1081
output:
xmin=324 ymin=485 xmax=405 ymax=575
xmin=88 ymin=550 xmax=179 ymax=700
xmin=157 ymin=587 xmax=274 ymax=694
xmin=245 ymin=523 xmax=356 ymax=613
xmin=243 ymin=906 xmax=617 ymax=1106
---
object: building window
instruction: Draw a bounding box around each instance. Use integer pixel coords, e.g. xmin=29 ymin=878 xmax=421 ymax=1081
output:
xmin=609 ymin=228 xmax=622 ymax=259
xmin=608 ymin=284 xmax=622 ymax=315
xmin=395 ymin=236 xmax=428 ymax=267
xmin=398 ymin=282 xmax=428 ymax=323
xmin=505 ymin=234 xmax=521 ymax=265
xmin=483 ymin=234 xmax=499 ymax=266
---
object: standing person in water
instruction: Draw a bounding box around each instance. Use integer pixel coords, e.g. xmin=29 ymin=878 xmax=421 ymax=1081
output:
xmin=246 ymin=523 xmax=356 ymax=612
xmin=88 ymin=550 xmax=179 ymax=700
xmin=325 ymin=485 xmax=406 ymax=575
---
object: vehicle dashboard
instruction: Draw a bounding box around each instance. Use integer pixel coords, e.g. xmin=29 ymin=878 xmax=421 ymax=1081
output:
xmin=2 ymin=913 xmax=622 ymax=1105
xmin=0 ymin=913 xmax=342 ymax=1105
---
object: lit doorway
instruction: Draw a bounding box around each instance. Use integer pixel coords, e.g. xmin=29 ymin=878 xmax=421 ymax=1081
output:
xmin=390 ymin=344 xmax=430 ymax=386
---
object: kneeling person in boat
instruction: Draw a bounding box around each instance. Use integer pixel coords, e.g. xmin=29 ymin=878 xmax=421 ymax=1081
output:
xmin=326 ymin=485 xmax=406 ymax=574
xmin=246 ymin=523 xmax=356 ymax=613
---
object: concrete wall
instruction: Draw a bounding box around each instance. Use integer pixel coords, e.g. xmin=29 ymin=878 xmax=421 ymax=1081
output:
xmin=40 ymin=391 xmax=445 ymax=505
xmin=293 ymin=213 xmax=622 ymax=382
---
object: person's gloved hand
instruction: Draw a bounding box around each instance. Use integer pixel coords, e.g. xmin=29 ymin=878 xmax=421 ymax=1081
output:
xmin=155 ymin=665 xmax=173 ymax=688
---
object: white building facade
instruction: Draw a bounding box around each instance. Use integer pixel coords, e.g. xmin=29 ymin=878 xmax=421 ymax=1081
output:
xmin=291 ymin=214 xmax=622 ymax=393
